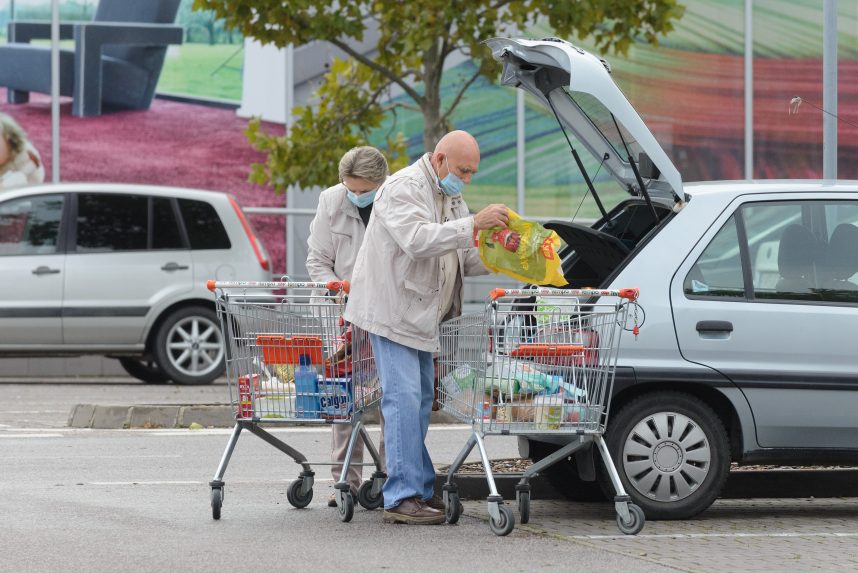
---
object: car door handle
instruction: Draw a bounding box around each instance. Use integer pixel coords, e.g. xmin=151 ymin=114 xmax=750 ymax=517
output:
xmin=32 ymin=266 xmax=60 ymax=276
xmin=161 ymin=262 xmax=190 ymax=272
xmin=696 ymin=320 xmax=733 ymax=333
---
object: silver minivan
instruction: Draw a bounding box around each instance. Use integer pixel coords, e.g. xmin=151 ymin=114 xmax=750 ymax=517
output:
xmin=489 ymin=37 xmax=858 ymax=519
xmin=0 ymin=183 xmax=270 ymax=384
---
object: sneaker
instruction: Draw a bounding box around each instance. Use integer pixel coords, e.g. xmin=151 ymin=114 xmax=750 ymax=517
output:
xmin=382 ymin=497 xmax=445 ymax=525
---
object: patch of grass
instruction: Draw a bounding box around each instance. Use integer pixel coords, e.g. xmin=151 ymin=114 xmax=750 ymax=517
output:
xmin=157 ymin=43 xmax=244 ymax=101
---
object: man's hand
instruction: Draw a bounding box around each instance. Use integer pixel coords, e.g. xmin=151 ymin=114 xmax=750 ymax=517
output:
xmin=474 ymin=204 xmax=509 ymax=230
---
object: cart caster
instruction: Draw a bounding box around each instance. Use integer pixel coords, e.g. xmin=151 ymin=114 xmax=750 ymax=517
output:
xmin=445 ymin=492 xmax=462 ymax=524
xmin=488 ymin=503 xmax=515 ymax=537
xmin=338 ymin=491 xmax=355 ymax=522
xmin=517 ymin=491 xmax=530 ymax=524
xmin=357 ymin=480 xmax=383 ymax=510
xmin=286 ymin=479 xmax=313 ymax=509
xmin=210 ymin=487 xmax=223 ymax=520
xmin=616 ymin=503 xmax=645 ymax=535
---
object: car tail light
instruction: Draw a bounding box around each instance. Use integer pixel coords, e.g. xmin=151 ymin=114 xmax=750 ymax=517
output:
xmin=228 ymin=196 xmax=270 ymax=272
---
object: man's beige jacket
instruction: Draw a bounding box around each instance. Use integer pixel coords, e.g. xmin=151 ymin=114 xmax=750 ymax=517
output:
xmin=306 ymin=183 xmax=366 ymax=284
xmin=344 ymin=153 xmax=488 ymax=352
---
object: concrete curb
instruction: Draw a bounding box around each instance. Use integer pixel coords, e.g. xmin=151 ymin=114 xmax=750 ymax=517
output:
xmin=434 ymin=468 xmax=858 ymax=501
xmin=67 ymin=403 xmax=462 ymax=429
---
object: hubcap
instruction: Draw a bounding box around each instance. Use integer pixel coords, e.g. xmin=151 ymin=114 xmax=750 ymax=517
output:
xmin=621 ymin=411 xmax=711 ymax=502
xmin=165 ymin=315 xmax=224 ymax=378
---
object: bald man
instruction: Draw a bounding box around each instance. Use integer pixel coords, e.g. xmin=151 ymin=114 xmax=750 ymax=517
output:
xmin=344 ymin=131 xmax=508 ymax=524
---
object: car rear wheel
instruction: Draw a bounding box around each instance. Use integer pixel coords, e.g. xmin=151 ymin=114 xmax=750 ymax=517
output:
xmin=117 ymin=357 xmax=170 ymax=384
xmin=602 ymin=392 xmax=729 ymax=519
xmin=153 ymin=306 xmax=224 ymax=385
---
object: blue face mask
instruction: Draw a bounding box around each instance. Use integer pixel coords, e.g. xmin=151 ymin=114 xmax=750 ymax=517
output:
xmin=347 ymin=189 xmax=376 ymax=208
xmin=439 ymin=156 xmax=464 ymax=197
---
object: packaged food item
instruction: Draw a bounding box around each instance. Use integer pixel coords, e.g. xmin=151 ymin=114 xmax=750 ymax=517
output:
xmin=484 ymin=357 xmax=564 ymax=395
xmin=476 ymin=209 xmax=566 ymax=287
xmin=533 ymin=394 xmax=562 ymax=430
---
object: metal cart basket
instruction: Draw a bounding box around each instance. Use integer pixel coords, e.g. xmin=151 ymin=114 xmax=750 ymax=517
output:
xmin=206 ymin=280 xmax=384 ymax=522
xmin=438 ymin=286 xmax=643 ymax=536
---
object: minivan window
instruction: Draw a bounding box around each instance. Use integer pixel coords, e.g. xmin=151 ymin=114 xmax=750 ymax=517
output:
xmin=684 ymin=215 xmax=744 ymax=298
xmin=76 ymin=194 xmax=148 ymax=252
xmin=152 ymin=197 xmax=184 ymax=250
xmin=0 ymin=194 xmax=64 ymax=256
xmin=178 ymin=199 xmax=231 ymax=250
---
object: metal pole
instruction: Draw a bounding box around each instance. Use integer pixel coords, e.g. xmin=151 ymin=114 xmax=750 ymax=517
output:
xmin=823 ymin=0 xmax=838 ymax=182
xmin=50 ymin=0 xmax=60 ymax=183
xmin=10 ymin=0 xmax=15 ymax=21
xmin=744 ymin=0 xmax=753 ymax=180
xmin=284 ymin=44 xmax=295 ymax=277
xmin=516 ymin=89 xmax=525 ymax=214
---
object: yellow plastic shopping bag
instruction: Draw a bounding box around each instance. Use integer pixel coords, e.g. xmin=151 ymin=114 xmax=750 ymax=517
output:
xmin=476 ymin=209 xmax=567 ymax=287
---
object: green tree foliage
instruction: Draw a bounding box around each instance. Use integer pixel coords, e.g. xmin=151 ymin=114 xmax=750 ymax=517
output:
xmin=195 ymin=0 xmax=684 ymax=192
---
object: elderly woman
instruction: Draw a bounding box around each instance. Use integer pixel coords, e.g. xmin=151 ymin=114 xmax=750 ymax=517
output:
xmin=307 ymin=146 xmax=388 ymax=506
xmin=0 ymin=113 xmax=44 ymax=189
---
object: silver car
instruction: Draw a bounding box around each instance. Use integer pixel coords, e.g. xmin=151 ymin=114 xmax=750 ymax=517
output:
xmin=490 ymin=37 xmax=858 ymax=519
xmin=0 ymin=183 xmax=271 ymax=384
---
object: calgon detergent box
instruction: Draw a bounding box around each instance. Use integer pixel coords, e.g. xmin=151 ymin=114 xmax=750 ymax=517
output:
xmin=318 ymin=377 xmax=353 ymax=419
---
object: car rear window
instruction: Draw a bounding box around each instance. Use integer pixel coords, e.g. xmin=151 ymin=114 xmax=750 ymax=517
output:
xmin=178 ymin=198 xmax=231 ymax=250
xmin=152 ymin=197 xmax=184 ymax=250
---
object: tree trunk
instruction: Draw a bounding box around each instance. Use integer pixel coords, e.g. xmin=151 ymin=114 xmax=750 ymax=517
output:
xmin=421 ymin=42 xmax=447 ymax=152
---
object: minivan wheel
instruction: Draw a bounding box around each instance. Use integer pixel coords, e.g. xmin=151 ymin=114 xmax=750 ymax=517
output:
xmin=117 ymin=357 xmax=170 ymax=384
xmin=153 ymin=306 xmax=225 ymax=385
xmin=602 ymin=392 xmax=729 ymax=520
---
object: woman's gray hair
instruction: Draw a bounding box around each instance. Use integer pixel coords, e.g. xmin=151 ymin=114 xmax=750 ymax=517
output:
xmin=338 ymin=146 xmax=389 ymax=184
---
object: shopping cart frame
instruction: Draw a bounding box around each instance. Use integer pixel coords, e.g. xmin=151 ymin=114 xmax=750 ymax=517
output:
xmin=206 ymin=280 xmax=386 ymax=522
xmin=439 ymin=287 xmax=644 ymax=536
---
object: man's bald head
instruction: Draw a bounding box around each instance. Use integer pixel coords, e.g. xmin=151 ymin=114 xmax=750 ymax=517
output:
xmin=431 ymin=130 xmax=480 ymax=185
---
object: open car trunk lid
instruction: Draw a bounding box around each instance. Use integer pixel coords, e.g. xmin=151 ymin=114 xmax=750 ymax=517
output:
xmin=486 ymin=37 xmax=684 ymax=205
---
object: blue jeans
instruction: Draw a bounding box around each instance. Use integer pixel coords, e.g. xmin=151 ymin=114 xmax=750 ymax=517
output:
xmin=369 ymin=333 xmax=435 ymax=509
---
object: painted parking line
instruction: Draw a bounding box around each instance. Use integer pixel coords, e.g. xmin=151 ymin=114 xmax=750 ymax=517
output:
xmin=145 ymin=424 xmax=467 ymax=436
xmin=0 ymin=433 xmax=64 ymax=438
xmin=567 ymin=532 xmax=858 ymax=540
xmin=87 ymin=478 xmax=338 ymax=486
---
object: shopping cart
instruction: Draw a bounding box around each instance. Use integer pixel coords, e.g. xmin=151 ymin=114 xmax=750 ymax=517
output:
xmin=438 ymin=286 xmax=643 ymax=536
xmin=206 ymin=280 xmax=385 ymax=522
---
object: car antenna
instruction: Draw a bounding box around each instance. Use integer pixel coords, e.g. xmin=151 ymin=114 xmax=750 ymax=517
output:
xmin=789 ymin=96 xmax=858 ymax=128
xmin=545 ymin=93 xmax=609 ymax=222
xmin=609 ymin=113 xmax=660 ymax=224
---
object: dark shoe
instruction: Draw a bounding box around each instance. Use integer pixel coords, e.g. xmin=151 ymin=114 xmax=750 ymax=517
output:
xmin=423 ymin=494 xmax=444 ymax=511
xmin=328 ymin=493 xmax=337 ymax=508
xmin=383 ymin=497 xmax=445 ymax=525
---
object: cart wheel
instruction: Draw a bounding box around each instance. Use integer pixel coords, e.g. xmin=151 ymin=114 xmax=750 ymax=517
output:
xmin=616 ymin=503 xmax=645 ymax=535
xmin=286 ymin=479 xmax=313 ymax=509
xmin=211 ymin=487 xmax=223 ymax=520
xmin=517 ymin=491 xmax=530 ymax=524
xmin=445 ymin=492 xmax=462 ymax=524
xmin=489 ymin=504 xmax=515 ymax=536
xmin=357 ymin=480 xmax=383 ymax=510
xmin=338 ymin=492 xmax=355 ymax=522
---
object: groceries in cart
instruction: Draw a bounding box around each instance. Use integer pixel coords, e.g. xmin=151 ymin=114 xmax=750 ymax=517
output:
xmin=207 ymin=280 xmax=385 ymax=523
xmin=439 ymin=356 xmax=590 ymax=426
xmin=475 ymin=209 xmax=567 ymax=287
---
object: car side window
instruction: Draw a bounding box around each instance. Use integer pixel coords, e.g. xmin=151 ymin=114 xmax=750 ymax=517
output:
xmin=178 ymin=198 xmax=231 ymax=250
xmin=684 ymin=215 xmax=744 ymax=298
xmin=152 ymin=197 xmax=184 ymax=250
xmin=820 ymin=202 xmax=858 ymax=303
xmin=743 ymin=202 xmax=820 ymax=302
xmin=76 ymin=193 xmax=148 ymax=252
xmin=0 ymin=194 xmax=64 ymax=256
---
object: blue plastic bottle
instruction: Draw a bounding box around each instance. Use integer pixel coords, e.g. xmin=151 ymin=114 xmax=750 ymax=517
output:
xmin=294 ymin=354 xmax=319 ymax=418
